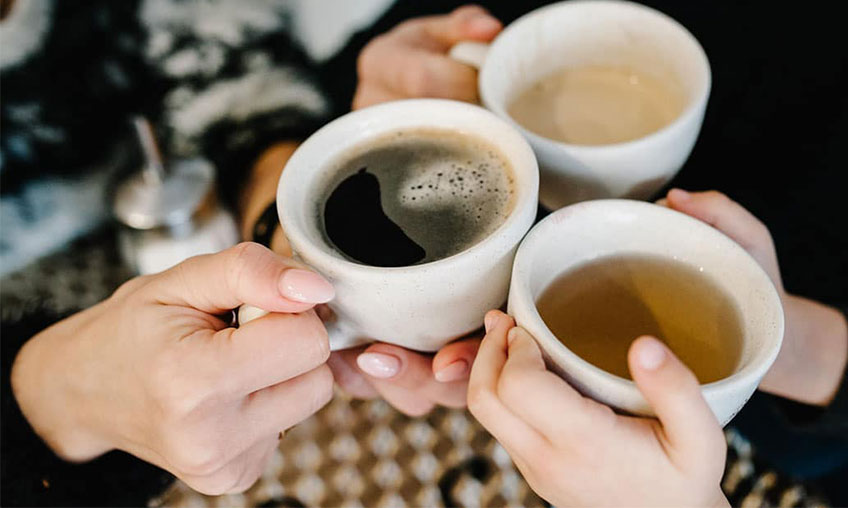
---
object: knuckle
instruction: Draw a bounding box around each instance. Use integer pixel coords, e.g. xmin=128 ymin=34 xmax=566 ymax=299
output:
xmin=111 ymin=275 xmax=151 ymax=299
xmin=311 ymin=364 xmax=335 ymax=410
xmin=466 ymin=384 xmax=495 ymax=417
xmin=704 ymin=190 xmax=730 ymax=205
xmin=299 ymin=312 xmax=331 ymax=364
xmin=167 ymin=434 xmax=227 ymax=477
xmin=453 ymin=4 xmax=485 ymax=17
xmin=150 ymin=354 xmax=210 ymax=421
xmin=495 ymin=369 xmax=526 ymax=407
xmin=184 ymin=465 xmax=242 ymax=496
xmin=402 ymin=62 xmax=436 ymax=97
xmin=357 ymin=34 xmax=390 ymax=78
xmin=223 ymin=242 xmax=266 ymax=296
xmin=750 ymin=220 xmax=773 ymax=244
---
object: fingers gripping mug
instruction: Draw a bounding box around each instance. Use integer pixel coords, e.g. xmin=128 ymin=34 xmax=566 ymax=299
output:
xmin=242 ymin=99 xmax=539 ymax=352
xmin=450 ymin=0 xmax=711 ymax=209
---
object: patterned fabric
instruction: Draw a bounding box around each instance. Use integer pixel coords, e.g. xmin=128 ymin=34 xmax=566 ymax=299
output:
xmin=0 ymin=0 xmax=330 ymax=276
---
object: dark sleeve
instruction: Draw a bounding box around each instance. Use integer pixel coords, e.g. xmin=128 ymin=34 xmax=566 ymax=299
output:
xmin=1 ymin=313 xmax=173 ymax=507
xmin=774 ymin=305 xmax=848 ymax=438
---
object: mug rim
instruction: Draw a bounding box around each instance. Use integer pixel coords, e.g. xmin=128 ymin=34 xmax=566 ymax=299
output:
xmin=509 ymin=199 xmax=784 ymax=402
xmin=479 ymin=0 xmax=712 ymax=153
xmin=277 ymin=98 xmax=539 ymax=277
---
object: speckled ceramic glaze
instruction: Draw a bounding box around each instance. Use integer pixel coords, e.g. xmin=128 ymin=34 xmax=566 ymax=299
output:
xmin=277 ymin=99 xmax=539 ymax=351
xmin=508 ymin=200 xmax=784 ymax=426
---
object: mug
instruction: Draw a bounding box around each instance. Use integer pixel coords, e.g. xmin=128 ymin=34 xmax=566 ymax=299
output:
xmin=242 ymin=99 xmax=538 ymax=352
xmin=507 ymin=199 xmax=784 ymax=425
xmin=450 ymin=0 xmax=711 ymax=209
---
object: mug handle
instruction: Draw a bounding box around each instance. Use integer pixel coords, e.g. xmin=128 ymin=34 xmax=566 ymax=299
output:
xmin=237 ymin=304 xmax=365 ymax=351
xmin=448 ymin=41 xmax=490 ymax=69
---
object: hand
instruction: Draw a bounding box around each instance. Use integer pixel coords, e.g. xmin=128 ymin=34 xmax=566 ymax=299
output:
xmin=353 ymin=5 xmax=502 ymax=109
xmin=328 ymin=335 xmax=481 ymax=416
xmin=660 ymin=189 xmax=848 ymax=405
xmin=468 ymin=310 xmax=729 ymax=507
xmin=11 ymin=243 xmax=336 ymax=495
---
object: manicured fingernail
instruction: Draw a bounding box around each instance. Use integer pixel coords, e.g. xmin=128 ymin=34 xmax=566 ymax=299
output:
xmin=636 ymin=337 xmax=666 ymax=371
xmin=278 ymin=269 xmax=335 ymax=303
xmin=357 ymin=352 xmax=401 ymax=379
xmin=434 ymin=360 xmax=469 ymax=383
xmin=669 ymin=188 xmax=691 ymax=202
xmin=484 ymin=313 xmax=498 ymax=333
xmin=470 ymin=14 xmax=501 ymax=33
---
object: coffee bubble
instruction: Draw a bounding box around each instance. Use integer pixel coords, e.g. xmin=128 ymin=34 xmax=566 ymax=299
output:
xmin=318 ymin=128 xmax=515 ymax=266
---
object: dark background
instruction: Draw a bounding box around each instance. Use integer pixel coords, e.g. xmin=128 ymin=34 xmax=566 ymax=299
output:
xmin=325 ymin=0 xmax=848 ymax=308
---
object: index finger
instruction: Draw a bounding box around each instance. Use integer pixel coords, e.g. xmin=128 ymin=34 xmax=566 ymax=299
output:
xmin=467 ymin=311 xmax=548 ymax=454
xmin=201 ymin=310 xmax=331 ymax=394
xmin=497 ymin=327 xmax=614 ymax=441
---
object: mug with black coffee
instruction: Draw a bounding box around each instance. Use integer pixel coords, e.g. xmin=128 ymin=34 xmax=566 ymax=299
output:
xmin=242 ymin=99 xmax=538 ymax=352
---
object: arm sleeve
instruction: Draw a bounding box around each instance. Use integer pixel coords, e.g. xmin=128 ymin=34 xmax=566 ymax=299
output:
xmin=773 ymin=304 xmax=848 ymax=438
xmin=1 ymin=313 xmax=173 ymax=507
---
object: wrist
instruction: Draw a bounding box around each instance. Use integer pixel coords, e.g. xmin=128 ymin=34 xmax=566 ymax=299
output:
xmin=11 ymin=315 xmax=114 ymax=461
xmin=759 ymin=293 xmax=848 ymax=405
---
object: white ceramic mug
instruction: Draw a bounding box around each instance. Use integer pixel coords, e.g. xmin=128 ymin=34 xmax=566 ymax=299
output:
xmin=507 ymin=200 xmax=783 ymax=425
xmin=242 ymin=99 xmax=538 ymax=352
xmin=450 ymin=0 xmax=711 ymax=210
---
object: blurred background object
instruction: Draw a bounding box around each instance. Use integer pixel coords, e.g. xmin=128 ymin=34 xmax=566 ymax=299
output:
xmin=113 ymin=117 xmax=238 ymax=274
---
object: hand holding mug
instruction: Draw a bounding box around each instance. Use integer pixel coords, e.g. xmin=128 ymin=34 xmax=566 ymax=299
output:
xmin=660 ymin=189 xmax=848 ymax=406
xmin=468 ymin=310 xmax=729 ymax=507
xmin=353 ymin=5 xmax=502 ymax=109
xmin=11 ymin=243 xmax=335 ymax=495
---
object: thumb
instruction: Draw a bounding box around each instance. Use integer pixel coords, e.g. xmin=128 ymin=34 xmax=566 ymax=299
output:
xmin=423 ymin=5 xmax=502 ymax=45
xmin=628 ymin=336 xmax=724 ymax=458
xmin=146 ymin=242 xmax=334 ymax=314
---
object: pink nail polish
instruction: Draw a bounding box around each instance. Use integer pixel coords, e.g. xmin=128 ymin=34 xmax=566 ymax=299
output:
xmin=357 ymin=352 xmax=401 ymax=379
xmin=279 ymin=269 xmax=335 ymax=303
xmin=434 ymin=360 xmax=468 ymax=383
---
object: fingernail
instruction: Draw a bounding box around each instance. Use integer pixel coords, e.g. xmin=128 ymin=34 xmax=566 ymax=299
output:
xmin=484 ymin=312 xmax=498 ymax=333
xmin=434 ymin=360 xmax=469 ymax=383
xmin=470 ymin=14 xmax=501 ymax=33
xmin=669 ymin=188 xmax=691 ymax=202
xmin=278 ymin=269 xmax=335 ymax=303
xmin=357 ymin=352 xmax=401 ymax=379
xmin=636 ymin=337 xmax=667 ymax=371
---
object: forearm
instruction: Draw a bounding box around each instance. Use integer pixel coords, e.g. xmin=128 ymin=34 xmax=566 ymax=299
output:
xmin=238 ymin=141 xmax=300 ymax=253
xmin=759 ymin=294 xmax=848 ymax=405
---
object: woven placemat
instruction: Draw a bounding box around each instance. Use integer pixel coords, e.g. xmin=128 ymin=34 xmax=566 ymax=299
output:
xmin=150 ymin=394 xmax=827 ymax=508
xmin=150 ymin=393 xmax=545 ymax=508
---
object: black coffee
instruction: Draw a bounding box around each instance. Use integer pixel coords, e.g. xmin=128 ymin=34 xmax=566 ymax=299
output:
xmin=319 ymin=128 xmax=515 ymax=267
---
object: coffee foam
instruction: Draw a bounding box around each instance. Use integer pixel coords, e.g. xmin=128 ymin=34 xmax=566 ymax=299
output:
xmin=319 ymin=128 xmax=515 ymax=264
